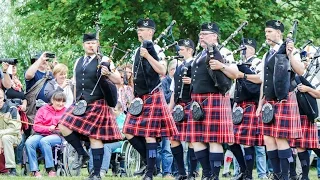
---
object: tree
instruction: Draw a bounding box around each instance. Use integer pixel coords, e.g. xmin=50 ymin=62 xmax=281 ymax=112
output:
xmin=1 ymin=0 xmax=320 ymax=81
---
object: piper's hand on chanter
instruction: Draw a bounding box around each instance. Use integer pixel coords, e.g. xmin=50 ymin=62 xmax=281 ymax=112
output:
xmin=140 ymin=48 xmax=150 ymax=59
xmin=209 ymin=59 xmax=224 ymax=70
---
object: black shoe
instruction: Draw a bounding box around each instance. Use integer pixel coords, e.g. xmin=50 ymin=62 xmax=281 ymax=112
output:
xmin=187 ymin=174 xmax=196 ymax=180
xmin=175 ymin=175 xmax=187 ymax=180
xmin=211 ymin=174 xmax=219 ymax=180
xmin=222 ymin=172 xmax=231 ymax=178
xmin=84 ymin=173 xmax=101 ymax=180
xmin=289 ymin=175 xmax=299 ymax=180
xmin=201 ymin=175 xmax=213 ymax=180
xmin=232 ymin=172 xmax=244 ymax=180
xmin=8 ymin=168 xmax=17 ymax=176
xmin=134 ymin=165 xmax=147 ymax=176
xmin=73 ymin=154 xmax=90 ymax=170
xmin=142 ymin=175 xmax=153 ymax=180
xmin=268 ymin=173 xmax=282 ymax=180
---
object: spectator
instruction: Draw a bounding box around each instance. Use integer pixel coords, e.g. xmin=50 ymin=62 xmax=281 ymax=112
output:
xmin=44 ymin=63 xmax=73 ymax=108
xmin=25 ymin=52 xmax=53 ymax=138
xmin=0 ymin=89 xmax=21 ymax=176
xmin=121 ymin=64 xmax=134 ymax=88
xmin=117 ymin=66 xmax=134 ymax=113
xmin=25 ymin=92 xmax=66 ymax=177
xmin=2 ymin=62 xmax=28 ymax=169
xmin=161 ymin=60 xmax=177 ymax=104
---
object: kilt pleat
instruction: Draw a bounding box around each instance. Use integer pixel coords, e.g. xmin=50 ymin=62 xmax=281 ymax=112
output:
xmin=123 ymin=89 xmax=178 ymax=137
xmin=233 ymin=101 xmax=264 ymax=146
xmin=290 ymin=115 xmax=319 ymax=149
xmin=263 ymin=92 xmax=302 ymax=139
xmin=170 ymin=102 xmax=191 ymax=142
xmin=59 ymin=99 xmax=122 ymax=142
xmin=185 ymin=93 xmax=234 ymax=143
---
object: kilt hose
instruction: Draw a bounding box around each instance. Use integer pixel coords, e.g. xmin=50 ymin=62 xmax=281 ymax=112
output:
xmin=185 ymin=93 xmax=234 ymax=143
xmin=290 ymin=115 xmax=320 ymax=149
xmin=123 ymin=89 xmax=178 ymax=137
xmin=60 ymin=99 xmax=122 ymax=142
xmin=170 ymin=102 xmax=191 ymax=142
xmin=263 ymin=92 xmax=302 ymax=139
xmin=233 ymin=101 xmax=264 ymax=146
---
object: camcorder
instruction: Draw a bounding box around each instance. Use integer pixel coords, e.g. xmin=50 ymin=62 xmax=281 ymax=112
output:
xmin=46 ymin=53 xmax=56 ymax=59
xmin=0 ymin=58 xmax=18 ymax=65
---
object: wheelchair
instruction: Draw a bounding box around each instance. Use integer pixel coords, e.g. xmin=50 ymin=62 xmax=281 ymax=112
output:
xmin=21 ymin=140 xmax=80 ymax=177
xmin=121 ymin=140 xmax=141 ymax=177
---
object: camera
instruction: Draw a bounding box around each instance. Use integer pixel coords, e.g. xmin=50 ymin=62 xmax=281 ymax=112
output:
xmin=0 ymin=58 xmax=18 ymax=65
xmin=46 ymin=53 xmax=56 ymax=59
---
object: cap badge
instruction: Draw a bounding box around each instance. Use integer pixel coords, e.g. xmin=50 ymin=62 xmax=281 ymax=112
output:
xmin=143 ymin=21 xmax=149 ymax=27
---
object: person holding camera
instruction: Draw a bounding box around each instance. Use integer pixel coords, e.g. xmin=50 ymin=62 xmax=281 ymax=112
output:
xmin=1 ymin=62 xmax=28 ymax=168
xmin=24 ymin=52 xmax=54 ymax=137
xmin=2 ymin=62 xmax=27 ymax=110
xmin=44 ymin=63 xmax=73 ymax=108
xmin=25 ymin=52 xmax=54 ymax=103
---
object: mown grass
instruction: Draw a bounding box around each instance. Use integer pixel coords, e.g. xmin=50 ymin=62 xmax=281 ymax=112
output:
xmin=0 ymin=167 xmax=319 ymax=180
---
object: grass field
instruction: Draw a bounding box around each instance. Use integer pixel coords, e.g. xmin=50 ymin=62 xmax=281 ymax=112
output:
xmin=0 ymin=167 xmax=318 ymax=180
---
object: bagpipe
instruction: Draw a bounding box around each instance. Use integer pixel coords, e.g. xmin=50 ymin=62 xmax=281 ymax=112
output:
xmin=294 ymin=51 xmax=320 ymax=123
xmin=262 ymin=20 xmax=298 ymax=124
xmin=234 ymin=59 xmax=261 ymax=103
xmin=173 ymin=66 xmax=190 ymax=122
xmin=128 ymin=39 xmax=159 ymax=116
xmin=129 ymin=20 xmax=178 ymax=116
xmin=205 ymin=21 xmax=248 ymax=95
xmin=73 ymin=22 xmax=120 ymax=116
xmin=232 ymin=42 xmax=261 ymax=124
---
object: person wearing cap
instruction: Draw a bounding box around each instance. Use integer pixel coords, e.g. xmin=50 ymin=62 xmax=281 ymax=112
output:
xmin=256 ymin=20 xmax=304 ymax=180
xmin=229 ymin=38 xmax=266 ymax=180
xmin=168 ymin=39 xmax=198 ymax=180
xmin=24 ymin=52 xmax=54 ymax=139
xmin=58 ymin=33 xmax=122 ymax=180
xmin=185 ymin=22 xmax=238 ymax=180
xmin=123 ymin=18 xmax=178 ymax=180
xmin=25 ymin=52 xmax=54 ymax=104
xmin=289 ymin=67 xmax=320 ymax=179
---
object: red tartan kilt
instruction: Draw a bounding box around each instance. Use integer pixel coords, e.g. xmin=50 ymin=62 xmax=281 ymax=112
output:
xmin=123 ymin=89 xmax=178 ymax=137
xmin=185 ymin=93 xmax=234 ymax=143
xmin=170 ymin=102 xmax=191 ymax=142
xmin=59 ymin=99 xmax=122 ymax=142
xmin=233 ymin=101 xmax=264 ymax=146
xmin=263 ymin=92 xmax=302 ymax=139
xmin=289 ymin=115 xmax=320 ymax=148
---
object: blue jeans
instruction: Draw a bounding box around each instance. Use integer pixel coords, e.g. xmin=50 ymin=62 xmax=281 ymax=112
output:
xmin=25 ymin=134 xmax=62 ymax=171
xmin=15 ymin=133 xmax=26 ymax=165
xmin=156 ymin=137 xmax=173 ymax=175
xmin=88 ymin=142 xmax=122 ymax=172
xmin=255 ymin=146 xmax=267 ymax=178
xmin=317 ymin=157 xmax=320 ymax=176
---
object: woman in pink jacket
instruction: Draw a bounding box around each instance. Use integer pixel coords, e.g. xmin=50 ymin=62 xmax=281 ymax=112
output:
xmin=25 ymin=92 xmax=66 ymax=177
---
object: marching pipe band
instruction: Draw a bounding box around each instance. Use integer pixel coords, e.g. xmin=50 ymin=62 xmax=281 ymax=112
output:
xmin=8 ymin=17 xmax=320 ymax=180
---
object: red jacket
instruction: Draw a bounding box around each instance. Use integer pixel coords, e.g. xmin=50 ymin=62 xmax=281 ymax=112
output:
xmin=33 ymin=104 xmax=66 ymax=135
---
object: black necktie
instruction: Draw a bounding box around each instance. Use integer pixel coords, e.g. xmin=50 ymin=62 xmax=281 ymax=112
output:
xmin=265 ymin=49 xmax=275 ymax=64
xmin=82 ymin=56 xmax=91 ymax=70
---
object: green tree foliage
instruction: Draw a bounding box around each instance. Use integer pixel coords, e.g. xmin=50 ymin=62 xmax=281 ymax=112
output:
xmin=2 ymin=0 xmax=320 ymax=81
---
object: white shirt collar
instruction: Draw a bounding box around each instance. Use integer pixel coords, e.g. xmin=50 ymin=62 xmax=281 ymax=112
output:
xmin=185 ymin=57 xmax=193 ymax=64
xmin=270 ymin=40 xmax=283 ymax=52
